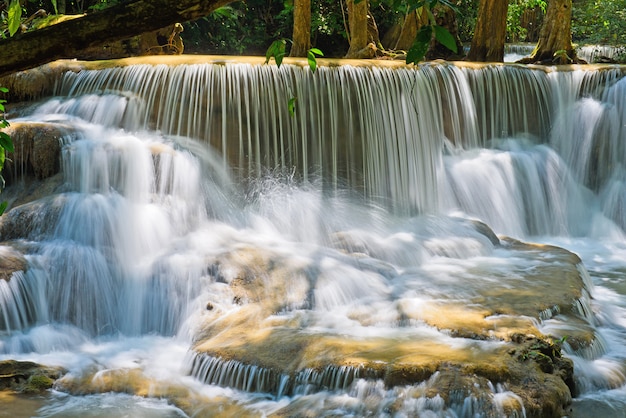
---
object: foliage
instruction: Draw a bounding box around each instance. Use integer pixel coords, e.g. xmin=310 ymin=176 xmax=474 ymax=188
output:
xmin=264 ymin=41 xmax=323 ymax=116
xmin=455 ymin=0 xmax=477 ymax=42
xmin=572 ymin=0 xmax=626 ymax=45
xmin=401 ymin=1 xmax=459 ymax=64
xmin=0 ymin=86 xmax=13 ymax=215
xmin=265 ymin=38 xmax=288 ymax=66
xmin=307 ymin=47 xmax=323 ymax=71
xmin=7 ymin=0 xmax=21 ymax=36
xmin=184 ymin=0 xmax=293 ymax=56
xmin=507 ymin=0 xmax=546 ymax=42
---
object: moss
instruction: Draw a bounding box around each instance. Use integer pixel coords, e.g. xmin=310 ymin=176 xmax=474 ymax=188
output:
xmin=23 ymin=375 xmax=54 ymax=393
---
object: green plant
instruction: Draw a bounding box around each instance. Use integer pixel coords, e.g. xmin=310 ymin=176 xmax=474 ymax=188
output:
xmin=265 ymin=41 xmax=324 ymax=116
xmin=572 ymin=0 xmax=626 ymax=45
xmin=507 ymin=0 xmax=546 ymax=42
xmin=0 ymin=86 xmax=13 ymax=215
xmin=371 ymin=0 xmax=459 ymax=64
xmin=6 ymin=0 xmax=22 ymax=36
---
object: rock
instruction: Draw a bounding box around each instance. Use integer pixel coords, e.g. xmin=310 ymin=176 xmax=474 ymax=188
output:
xmin=0 ymin=360 xmax=64 ymax=393
xmin=0 ymin=245 xmax=27 ymax=281
xmin=188 ymin=240 xmax=586 ymax=417
xmin=3 ymin=122 xmax=66 ymax=184
xmin=0 ymin=194 xmax=66 ymax=241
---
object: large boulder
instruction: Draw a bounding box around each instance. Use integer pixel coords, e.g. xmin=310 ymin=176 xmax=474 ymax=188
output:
xmin=187 ymin=239 xmax=590 ymax=417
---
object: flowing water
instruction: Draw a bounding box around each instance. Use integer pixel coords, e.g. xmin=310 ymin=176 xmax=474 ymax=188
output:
xmin=2 ymin=58 xmax=626 ymax=416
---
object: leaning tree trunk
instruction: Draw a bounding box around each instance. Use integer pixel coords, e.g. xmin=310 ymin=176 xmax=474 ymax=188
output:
xmin=0 ymin=0 xmax=232 ymax=77
xmin=523 ymin=0 xmax=580 ymax=64
xmin=382 ymin=7 xmax=427 ymax=51
xmin=467 ymin=0 xmax=508 ymax=62
xmin=290 ymin=0 xmax=311 ymax=57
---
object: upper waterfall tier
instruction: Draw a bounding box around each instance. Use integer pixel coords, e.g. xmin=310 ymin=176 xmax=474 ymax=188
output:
xmin=5 ymin=57 xmax=626 ymax=225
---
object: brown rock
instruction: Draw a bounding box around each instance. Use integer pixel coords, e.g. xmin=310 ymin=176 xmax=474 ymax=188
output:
xmin=3 ymin=122 xmax=65 ymax=184
xmin=0 ymin=360 xmax=64 ymax=393
xmin=0 ymin=245 xmax=27 ymax=281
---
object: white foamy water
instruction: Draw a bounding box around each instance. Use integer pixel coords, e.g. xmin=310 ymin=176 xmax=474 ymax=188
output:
xmin=1 ymin=60 xmax=626 ymax=416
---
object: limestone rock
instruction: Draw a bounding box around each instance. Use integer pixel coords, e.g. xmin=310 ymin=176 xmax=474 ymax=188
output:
xmin=3 ymin=122 xmax=66 ymax=184
xmin=0 ymin=245 xmax=27 ymax=281
xmin=0 ymin=360 xmax=64 ymax=394
xmin=189 ymin=240 xmax=586 ymax=417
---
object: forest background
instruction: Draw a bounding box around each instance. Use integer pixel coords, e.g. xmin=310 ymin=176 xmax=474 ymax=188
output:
xmin=1 ymin=0 xmax=624 ymax=61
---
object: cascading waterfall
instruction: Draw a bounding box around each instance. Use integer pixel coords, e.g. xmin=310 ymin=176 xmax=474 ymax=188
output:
xmin=1 ymin=58 xmax=626 ymax=416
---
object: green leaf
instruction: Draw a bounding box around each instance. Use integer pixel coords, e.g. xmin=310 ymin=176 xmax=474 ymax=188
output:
xmin=8 ymin=0 xmax=22 ymax=37
xmin=307 ymin=48 xmax=323 ymax=72
xmin=265 ymin=39 xmax=287 ymax=67
xmin=0 ymin=132 xmax=13 ymax=153
xmin=406 ymin=26 xmax=432 ymax=65
xmin=406 ymin=0 xmax=426 ymax=13
xmin=0 ymin=87 xmax=8 ymax=93
xmin=433 ymin=25 xmax=458 ymax=53
xmin=212 ymin=6 xmax=238 ymax=20
xmin=0 ymin=201 xmax=7 ymax=216
xmin=288 ymin=97 xmax=297 ymax=117
xmin=51 ymin=0 xmax=58 ymax=14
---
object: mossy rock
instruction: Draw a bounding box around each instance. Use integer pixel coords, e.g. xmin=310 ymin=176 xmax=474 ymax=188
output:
xmin=0 ymin=360 xmax=64 ymax=393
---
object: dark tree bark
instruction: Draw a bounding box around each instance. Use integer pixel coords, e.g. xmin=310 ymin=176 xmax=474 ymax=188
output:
xmin=290 ymin=0 xmax=311 ymax=57
xmin=467 ymin=0 xmax=508 ymax=62
xmin=0 ymin=0 xmax=232 ymax=77
xmin=521 ymin=0 xmax=582 ymax=64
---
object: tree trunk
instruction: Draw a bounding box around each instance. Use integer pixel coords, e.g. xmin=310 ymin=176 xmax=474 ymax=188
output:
xmin=0 ymin=0 xmax=232 ymax=77
xmin=290 ymin=0 xmax=310 ymax=57
xmin=345 ymin=0 xmax=371 ymax=58
xmin=523 ymin=0 xmax=580 ymax=64
xmin=392 ymin=10 xmax=427 ymax=51
xmin=467 ymin=0 xmax=508 ymax=62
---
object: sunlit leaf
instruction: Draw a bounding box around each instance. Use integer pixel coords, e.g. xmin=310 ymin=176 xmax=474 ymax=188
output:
xmin=0 ymin=87 xmax=8 ymax=93
xmin=288 ymin=97 xmax=297 ymax=116
xmin=433 ymin=25 xmax=458 ymax=53
xmin=8 ymin=0 xmax=22 ymax=37
xmin=265 ymin=39 xmax=287 ymax=67
xmin=307 ymin=48 xmax=324 ymax=72
xmin=51 ymin=0 xmax=58 ymax=14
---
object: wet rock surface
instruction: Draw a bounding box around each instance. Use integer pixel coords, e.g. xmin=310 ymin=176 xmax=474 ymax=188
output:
xmin=188 ymin=239 xmax=587 ymax=417
xmin=0 ymin=360 xmax=64 ymax=394
xmin=0 ymin=245 xmax=27 ymax=281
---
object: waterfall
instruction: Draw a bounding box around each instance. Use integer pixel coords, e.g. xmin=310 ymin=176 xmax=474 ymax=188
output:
xmin=2 ymin=58 xmax=626 ymax=417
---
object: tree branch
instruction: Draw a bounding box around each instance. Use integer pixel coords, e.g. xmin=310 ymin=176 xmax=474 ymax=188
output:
xmin=0 ymin=0 xmax=232 ymax=77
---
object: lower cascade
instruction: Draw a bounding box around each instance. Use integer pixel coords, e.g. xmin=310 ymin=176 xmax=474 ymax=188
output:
xmin=1 ymin=57 xmax=626 ymax=417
